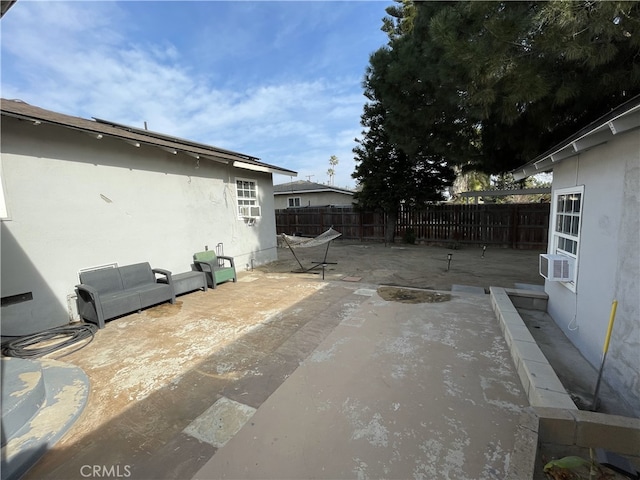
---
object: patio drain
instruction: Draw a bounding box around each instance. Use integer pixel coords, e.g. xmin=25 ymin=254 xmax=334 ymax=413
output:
xmin=377 ymin=286 xmax=451 ymax=304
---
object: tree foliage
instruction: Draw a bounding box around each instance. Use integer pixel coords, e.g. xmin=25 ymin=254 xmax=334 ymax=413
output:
xmin=353 ymin=0 xmax=639 ymax=240
xmin=364 ymin=0 xmax=640 ymax=175
xmin=327 ymin=155 xmax=339 ymax=185
xmin=353 ymin=98 xmax=454 ymax=242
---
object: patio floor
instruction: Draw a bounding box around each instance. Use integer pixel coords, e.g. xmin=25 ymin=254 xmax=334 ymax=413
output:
xmin=17 ymin=241 xmax=631 ymax=479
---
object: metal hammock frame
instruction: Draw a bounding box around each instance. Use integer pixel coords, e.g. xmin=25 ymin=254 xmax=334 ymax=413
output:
xmin=281 ymin=227 xmax=342 ymax=273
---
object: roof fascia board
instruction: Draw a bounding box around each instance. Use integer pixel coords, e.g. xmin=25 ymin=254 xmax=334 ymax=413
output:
xmin=550 ymin=146 xmax=577 ymax=164
xmin=608 ymin=109 xmax=640 ymax=134
xmin=123 ymin=139 xmax=141 ymax=148
xmin=3 ymin=110 xmax=224 ymax=156
xmin=4 ymin=109 xmax=296 ymax=171
xmin=185 ymin=152 xmax=228 ymax=165
xmin=232 ymin=160 xmax=297 ymax=177
xmin=2 ymin=106 xmax=296 ymax=175
xmin=274 ymin=188 xmax=354 ymax=195
xmin=571 ymin=127 xmax=612 ymax=152
xmin=459 ymin=187 xmax=551 ymax=197
xmin=92 ymin=116 xmax=259 ymax=162
xmin=512 ymin=99 xmax=640 ymax=181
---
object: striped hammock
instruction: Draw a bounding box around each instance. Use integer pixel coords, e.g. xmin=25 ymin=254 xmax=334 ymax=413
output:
xmin=281 ymin=227 xmax=342 ymax=249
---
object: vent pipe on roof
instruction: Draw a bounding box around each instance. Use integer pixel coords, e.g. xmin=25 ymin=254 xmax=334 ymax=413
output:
xmin=144 ymin=121 xmax=148 ymax=130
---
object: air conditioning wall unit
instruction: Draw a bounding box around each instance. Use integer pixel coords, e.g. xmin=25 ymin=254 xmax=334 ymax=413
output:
xmin=239 ymin=205 xmax=261 ymax=218
xmin=539 ymin=254 xmax=574 ymax=281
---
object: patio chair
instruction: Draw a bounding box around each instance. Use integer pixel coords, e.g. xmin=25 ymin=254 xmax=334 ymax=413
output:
xmin=193 ymin=251 xmax=237 ymax=289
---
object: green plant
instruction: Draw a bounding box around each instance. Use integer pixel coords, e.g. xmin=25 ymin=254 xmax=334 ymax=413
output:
xmin=403 ymin=228 xmax=416 ymax=244
xmin=543 ymin=450 xmax=618 ymax=480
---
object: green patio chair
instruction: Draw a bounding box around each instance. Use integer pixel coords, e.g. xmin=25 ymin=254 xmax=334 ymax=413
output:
xmin=193 ymin=251 xmax=237 ymax=289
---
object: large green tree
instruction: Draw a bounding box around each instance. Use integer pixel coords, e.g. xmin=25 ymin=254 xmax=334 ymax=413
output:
xmin=367 ymin=0 xmax=640 ymax=174
xmin=353 ymin=0 xmax=639 ymax=241
xmin=353 ymin=93 xmax=455 ymax=243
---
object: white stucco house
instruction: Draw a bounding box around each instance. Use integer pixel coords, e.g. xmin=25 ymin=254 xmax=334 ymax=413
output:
xmin=273 ymin=180 xmax=355 ymax=209
xmin=512 ymin=94 xmax=640 ymax=416
xmin=0 ymin=99 xmax=296 ymax=336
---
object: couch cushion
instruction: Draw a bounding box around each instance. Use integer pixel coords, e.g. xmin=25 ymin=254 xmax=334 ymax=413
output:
xmin=120 ymin=263 xmax=155 ymax=290
xmin=136 ymin=284 xmax=173 ymax=308
xmin=100 ymin=291 xmax=142 ymax=320
xmin=193 ymin=251 xmax=217 ymax=264
xmin=79 ymin=268 xmax=123 ymax=295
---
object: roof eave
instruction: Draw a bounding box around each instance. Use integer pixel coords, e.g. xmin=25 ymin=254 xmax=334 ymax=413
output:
xmin=1 ymin=101 xmax=298 ymax=177
xmin=232 ymin=160 xmax=297 ymax=177
xmin=512 ymin=98 xmax=640 ymax=181
xmin=274 ymin=188 xmax=354 ymax=195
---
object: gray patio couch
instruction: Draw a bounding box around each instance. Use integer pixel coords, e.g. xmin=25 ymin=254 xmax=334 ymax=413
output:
xmin=75 ymin=262 xmax=175 ymax=329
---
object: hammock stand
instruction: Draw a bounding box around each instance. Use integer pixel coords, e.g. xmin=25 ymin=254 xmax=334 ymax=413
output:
xmin=281 ymin=227 xmax=342 ymax=274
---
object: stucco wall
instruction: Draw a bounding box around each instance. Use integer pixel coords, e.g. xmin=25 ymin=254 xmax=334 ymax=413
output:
xmin=545 ymin=129 xmax=640 ymax=415
xmin=274 ymin=191 xmax=354 ymax=209
xmin=1 ymin=119 xmax=279 ymax=335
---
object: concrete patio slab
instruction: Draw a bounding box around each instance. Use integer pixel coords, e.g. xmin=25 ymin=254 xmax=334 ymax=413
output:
xmin=194 ymin=290 xmax=529 ymax=480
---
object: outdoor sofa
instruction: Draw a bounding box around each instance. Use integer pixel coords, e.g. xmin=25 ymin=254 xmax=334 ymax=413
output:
xmin=75 ymin=262 xmax=175 ymax=329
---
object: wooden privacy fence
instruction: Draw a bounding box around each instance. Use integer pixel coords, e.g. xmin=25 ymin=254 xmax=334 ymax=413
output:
xmin=276 ymin=203 xmax=550 ymax=249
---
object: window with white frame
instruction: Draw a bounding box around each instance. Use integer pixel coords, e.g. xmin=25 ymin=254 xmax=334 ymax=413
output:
xmin=235 ymin=178 xmax=261 ymax=217
xmin=288 ymin=197 xmax=301 ymax=208
xmin=551 ymin=186 xmax=583 ymax=288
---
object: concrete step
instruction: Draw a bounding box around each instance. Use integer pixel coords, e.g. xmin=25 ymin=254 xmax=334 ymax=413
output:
xmin=514 ymin=282 xmax=545 ymax=292
xmin=1 ymin=357 xmax=90 ymax=480
xmin=1 ymin=358 xmax=47 ymax=447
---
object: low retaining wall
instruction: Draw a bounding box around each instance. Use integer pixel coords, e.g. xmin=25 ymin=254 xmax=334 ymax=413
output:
xmin=489 ymin=286 xmax=575 ymax=409
xmin=491 ymin=287 xmax=640 ymax=478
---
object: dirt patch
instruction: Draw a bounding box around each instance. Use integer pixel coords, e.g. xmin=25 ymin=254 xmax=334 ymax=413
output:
xmin=377 ymin=286 xmax=451 ymax=304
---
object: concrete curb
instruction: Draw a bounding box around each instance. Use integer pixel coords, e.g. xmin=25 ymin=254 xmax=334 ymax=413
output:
xmin=489 ymin=287 xmax=576 ymax=410
xmin=490 ymin=287 xmax=640 ymax=476
xmin=535 ymin=407 xmax=640 ymax=457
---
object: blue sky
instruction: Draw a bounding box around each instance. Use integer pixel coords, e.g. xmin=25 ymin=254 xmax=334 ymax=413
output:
xmin=1 ymin=1 xmax=392 ymax=189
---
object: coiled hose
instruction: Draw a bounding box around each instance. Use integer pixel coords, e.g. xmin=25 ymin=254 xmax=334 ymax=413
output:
xmin=1 ymin=323 xmax=99 ymax=359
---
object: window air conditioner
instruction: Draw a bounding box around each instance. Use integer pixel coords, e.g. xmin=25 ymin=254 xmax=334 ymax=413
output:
xmin=539 ymin=254 xmax=573 ymax=281
xmin=239 ymin=206 xmax=261 ymax=218
xmin=249 ymin=206 xmax=261 ymax=217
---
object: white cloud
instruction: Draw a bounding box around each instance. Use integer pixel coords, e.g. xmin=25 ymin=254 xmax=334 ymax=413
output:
xmin=2 ymin=1 xmax=388 ymax=189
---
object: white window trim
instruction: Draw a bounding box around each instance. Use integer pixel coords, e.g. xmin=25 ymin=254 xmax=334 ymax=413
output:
xmin=550 ymin=185 xmax=584 ymax=292
xmin=235 ymin=177 xmax=261 ymax=219
xmin=287 ymin=196 xmax=301 ymax=208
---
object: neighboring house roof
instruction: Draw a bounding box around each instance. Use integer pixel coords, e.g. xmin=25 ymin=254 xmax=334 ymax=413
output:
xmin=512 ymin=94 xmax=640 ymax=180
xmin=0 ymin=98 xmax=297 ymax=177
xmin=273 ymin=180 xmax=355 ymax=196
